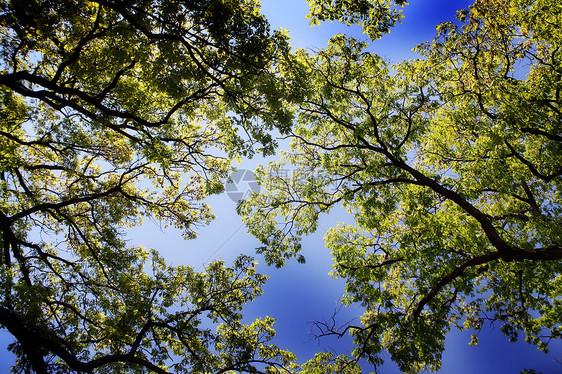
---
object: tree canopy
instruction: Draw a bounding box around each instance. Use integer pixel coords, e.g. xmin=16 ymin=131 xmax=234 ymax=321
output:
xmin=1 ymin=0 xmax=561 ymax=373
xmin=240 ymin=0 xmax=562 ymax=372
xmin=0 ymin=0 xmax=297 ymax=372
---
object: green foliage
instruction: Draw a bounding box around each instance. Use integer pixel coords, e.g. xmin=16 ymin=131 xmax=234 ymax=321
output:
xmin=299 ymin=352 xmax=361 ymax=373
xmin=3 ymin=0 xmax=561 ymax=372
xmin=0 ymin=0 xmax=296 ymax=372
xmin=306 ymin=0 xmax=407 ymax=40
xmin=241 ymin=0 xmax=562 ymax=372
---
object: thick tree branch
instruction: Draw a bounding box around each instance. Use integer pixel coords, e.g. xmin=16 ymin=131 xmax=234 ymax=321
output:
xmin=412 ymin=246 xmax=562 ymax=320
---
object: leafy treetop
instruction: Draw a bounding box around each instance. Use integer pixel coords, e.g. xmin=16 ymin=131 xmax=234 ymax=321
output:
xmin=0 ymin=0 xmax=298 ymax=372
xmin=306 ymin=0 xmax=407 ymax=40
xmin=240 ymin=0 xmax=562 ymax=372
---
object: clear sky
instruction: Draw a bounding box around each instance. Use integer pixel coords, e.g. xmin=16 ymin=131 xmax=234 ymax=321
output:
xmin=1 ymin=1 xmax=561 ymax=373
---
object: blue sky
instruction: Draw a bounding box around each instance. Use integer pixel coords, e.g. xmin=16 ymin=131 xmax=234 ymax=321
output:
xmin=1 ymin=1 xmax=561 ymax=373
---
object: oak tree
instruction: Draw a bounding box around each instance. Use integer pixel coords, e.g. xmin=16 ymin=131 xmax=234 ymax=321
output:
xmin=240 ymin=0 xmax=562 ymax=372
